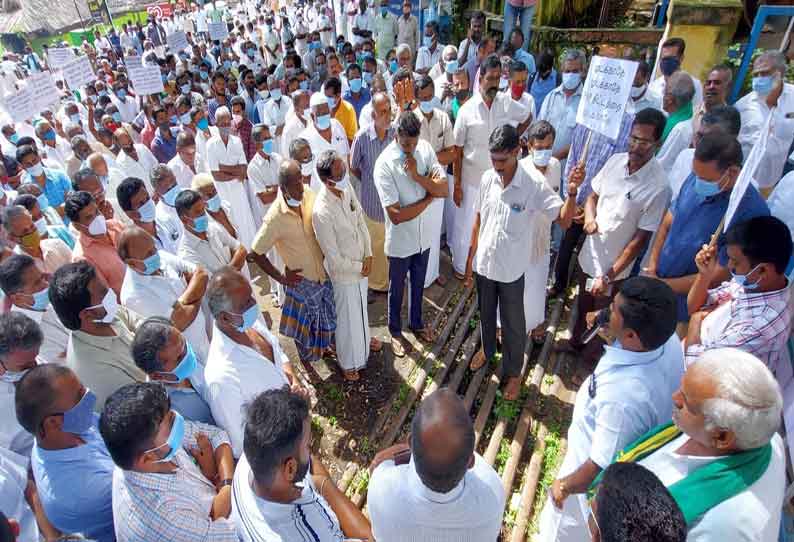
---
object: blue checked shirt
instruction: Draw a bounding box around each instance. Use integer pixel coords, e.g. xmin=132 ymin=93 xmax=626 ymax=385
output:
xmin=350 ymin=124 xmax=395 ymax=223
xmin=111 ymin=420 xmax=237 ymax=542
xmin=564 ymin=113 xmax=634 ymax=206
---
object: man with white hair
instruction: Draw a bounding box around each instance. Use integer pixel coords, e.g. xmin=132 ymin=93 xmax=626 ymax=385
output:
xmin=656 ymin=72 xmax=696 ymax=173
xmin=113 ymin=128 xmax=158 ymax=195
xmin=206 ymin=106 xmax=258 ymax=248
xmin=258 ymin=75 xmax=291 ymax=156
xmin=431 ymin=45 xmax=458 ymax=89
xmin=34 ymin=120 xmax=70 ymax=170
xmin=299 ymin=91 xmax=350 ymax=190
xmin=281 ymin=90 xmax=311 ymax=157
xmin=599 ymin=348 xmax=784 ymax=541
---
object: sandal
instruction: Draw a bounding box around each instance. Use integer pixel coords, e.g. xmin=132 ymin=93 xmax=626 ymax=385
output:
xmin=343 ymin=370 xmax=360 ymax=382
xmin=503 ymin=376 xmax=521 ymax=401
xmin=469 ymin=349 xmax=487 ymax=371
xmin=412 ymin=327 xmax=436 ymax=343
xmin=391 ymin=336 xmax=412 ymax=357
xmin=370 ymin=337 xmax=383 ymax=352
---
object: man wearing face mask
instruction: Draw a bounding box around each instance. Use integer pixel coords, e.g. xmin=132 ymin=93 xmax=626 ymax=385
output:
xmin=50 ymin=258 xmax=145 ymax=409
xmin=113 ymin=128 xmax=159 ymax=194
xmin=648 ymin=37 xmax=703 ymax=109
xmin=299 ymin=90 xmax=351 ymax=192
xmin=101 ymin=382 xmax=238 ymax=540
xmin=66 ymin=191 xmax=126 ymax=297
xmin=16 ymin=145 xmax=70 ymax=220
xmin=168 ymin=131 xmax=205 ymax=190
xmin=204 ymin=267 xmax=301 ymax=457
xmin=538 ymin=276 xmax=683 ymax=542
xmin=0 ymin=313 xmax=43 ymax=458
xmin=736 ymin=50 xmax=794 ymax=196
xmin=325 ymin=77 xmax=359 ymax=143
xmin=33 ymin=121 xmax=69 ymax=171
xmin=416 ymin=20 xmax=442 ymax=77
xmin=373 ymin=0 xmax=398 ymax=60
xmin=343 ymin=63 xmax=372 ymax=122
xmin=626 ymin=60 xmax=662 ymax=114
xmin=132 ymin=317 xmax=215 ymax=424
xmin=259 ymin=75 xmax=290 ymax=155
xmin=685 ymin=216 xmax=792 ymax=374
xmin=149 ymin=164 xmax=186 ymax=252
xmin=16 ymin=365 xmax=115 ymax=542
xmin=648 ymin=134 xmax=770 ymax=336
xmin=149 ymin=106 xmax=178 ymax=164
xmin=431 ymin=45 xmax=458 ymax=105
xmin=247 ymin=125 xmax=283 ymax=229
xmin=538 ymin=49 xmax=586 ymax=165
xmin=1 ymin=205 xmax=70 ymax=274
xmin=232 ymin=388 xmax=373 ymax=540
xmin=111 ymin=80 xmax=139 ymax=123
xmin=116 ymin=176 xmax=179 ymax=255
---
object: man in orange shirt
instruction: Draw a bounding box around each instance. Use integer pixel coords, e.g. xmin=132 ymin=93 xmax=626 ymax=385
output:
xmin=325 ymin=77 xmax=358 ymax=144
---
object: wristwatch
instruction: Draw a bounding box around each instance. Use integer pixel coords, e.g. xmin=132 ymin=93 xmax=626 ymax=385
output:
xmin=218 ymin=478 xmax=233 ymax=488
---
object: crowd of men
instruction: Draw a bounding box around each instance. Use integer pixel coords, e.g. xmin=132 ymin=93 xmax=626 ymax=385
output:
xmin=0 ymin=0 xmax=792 ymax=540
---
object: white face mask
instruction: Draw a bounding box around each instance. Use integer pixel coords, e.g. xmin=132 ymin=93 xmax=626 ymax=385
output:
xmin=301 ymin=162 xmax=314 ymax=177
xmin=35 ymin=217 xmax=48 ymax=236
xmin=533 ymin=148 xmax=553 ymax=167
xmin=334 ymin=174 xmax=349 ymax=190
xmin=87 ymin=214 xmax=107 ymax=236
xmin=630 ymin=83 xmax=647 ymax=99
xmin=90 ymin=288 xmax=118 ymax=324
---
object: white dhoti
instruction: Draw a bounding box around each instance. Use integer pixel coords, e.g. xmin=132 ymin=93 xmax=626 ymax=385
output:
xmin=536 ymin=447 xmax=591 ymax=542
xmin=269 ymin=248 xmax=285 ymax=305
xmin=443 ymin=173 xmax=456 ymax=241
xmin=214 ymin=179 xmax=259 ymax=249
xmin=423 ymin=197 xmax=444 ymax=288
xmin=333 ymin=278 xmax=370 ymax=371
xmin=523 ymin=251 xmax=550 ymax=332
xmin=450 ymin=179 xmax=480 ymax=275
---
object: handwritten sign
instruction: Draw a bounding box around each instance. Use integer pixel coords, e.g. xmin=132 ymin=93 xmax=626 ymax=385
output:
xmin=61 ymin=56 xmax=95 ymax=89
xmin=208 ymin=21 xmax=228 ymax=41
xmin=575 ymin=56 xmax=638 ymax=141
xmin=28 ymin=71 xmax=59 ymax=112
xmin=1 ymin=87 xmax=36 ymax=123
xmin=47 ymin=47 xmax=75 ymax=69
xmin=167 ymin=31 xmax=189 ymax=54
xmin=127 ymin=63 xmax=164 ymax=95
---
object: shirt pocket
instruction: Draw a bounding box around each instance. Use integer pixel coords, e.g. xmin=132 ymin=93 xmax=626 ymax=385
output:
xmin=503 ymin=198 xmax=527 ymax=236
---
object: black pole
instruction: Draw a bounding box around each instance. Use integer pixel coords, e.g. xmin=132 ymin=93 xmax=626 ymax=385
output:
xmin=74 ymin=0 xmax=87 ymax=31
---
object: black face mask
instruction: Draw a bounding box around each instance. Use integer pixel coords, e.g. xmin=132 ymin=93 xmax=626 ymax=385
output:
xmin=455 ymin=89 xmax=470 ymax=102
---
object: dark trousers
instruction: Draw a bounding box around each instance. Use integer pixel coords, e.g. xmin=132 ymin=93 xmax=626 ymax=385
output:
xmin=572 ymin=273 xmax=621 ymax=364
xmin=476 ymin=272 xmax=526 ymax=378
xmin=388 ymin=249 xmax=430 ymax=336
xmin=553 ymin=222 xmax=584 ymax=292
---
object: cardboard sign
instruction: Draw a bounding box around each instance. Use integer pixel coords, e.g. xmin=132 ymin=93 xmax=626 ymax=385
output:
xmin=575 ymin=55 xmax=638 ymax=141
xmin=47 ymin=47 xmax=75 ymax=69
xmin=1 ymin=87 xmax=36 ymax=123
xmin=28 ymin=71 xmax=60 ymax=112
xmin=208 ymin=21 xmax=229 ymax=41
xmin=127 ymin=63 xmax=164 ymax=95
xmin=167 ymin=30 xmax=189 ymax=53
xmin=61 ymin=56 xmax=95 ymax=89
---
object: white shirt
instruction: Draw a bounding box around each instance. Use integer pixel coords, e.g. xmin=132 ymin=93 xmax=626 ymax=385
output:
xmin=374 ymin=139 xmax=444 ymax=258
xmin=10 ymin=305 xmax=68 ymax=366
xmin=178 ymin=222 xmax=241 ymax=273
xmin=0 ymin=380 xmax=33 ymax=457
xmin=281 ymin=114 xmax=309 ymax=160
xmin=578 ymin=154 xmax=671 ymax=280
xmin=112 ymin=95 xmax=140 ymax=123
xmin=204 ymin=321 xmax=290 ymax=457
xmin=648 ymin=70 xmax=704 ymax=110
xmin=154 ymin=201 xmax=185 ymax=254
xmin=640 ymin=432 xmax=785 ymax=542
xmin=247 ymin=151 xmax=283 ymax=223
xmin=474 ymin=161 xmax=562 ymax=283
xmin=39 ymin=137 xmax=72 ymax=170
xmin=538 ymin=84 xmax=583 ymax=156
xmin=194 ymin=127 xmax=219 ymax=172
xmin=232 ymin=454 xmax=344 ymax=542
xmin=353 ymin=12 xmax=374 ymax=45
xmin=0 ymin=448 xmax=38 ymax=542
xmin=168 ymin=153 xmax=205 ymax=189
xmin=626 ymin=87 xmax=663 ymax=114
xmin=669 ymin=147 xmax=695 ymax=200
xmin=119 ymin=252 xmax=210 ymax=363
xmin=114 ymin=145 xmax=159 ymax=194
xmin=416 ymin=43 xmax=443 ymax=73
xmin=657 ymin=118 xmax=693 ymax=174
xmin=368 ymin=453 xmax=505 ymax=542
xmin=298 ymin=120 xmax=350 ymax=192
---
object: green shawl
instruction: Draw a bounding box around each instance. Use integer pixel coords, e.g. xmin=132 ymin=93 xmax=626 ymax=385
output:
xmin=661 ymin=101 xmax=693 ymax=144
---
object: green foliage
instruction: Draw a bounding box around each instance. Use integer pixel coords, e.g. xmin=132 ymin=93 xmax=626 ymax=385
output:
xmin=494 ymin=390 xmax=521 ymax=421
xmin=352 ymin=469 xmax=370 ymax=495
xmin=723 ymin=43 xmax=794 ymax=97
xmin=495 ymin=439 xmax=512 ymax=476
xmin=324 ymin=382 xmax=345 ymax=407
xmin=529 ymin=425 xmax=563 ymax=535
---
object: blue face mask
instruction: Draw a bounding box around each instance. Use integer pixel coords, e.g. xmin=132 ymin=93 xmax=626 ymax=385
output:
xmin=731 ymin=263 xmax=761 ymax=291
xmin=162 ymin=184 xmax=182 ymax=206
xmin=419 ymin=99 xmax=434 ymax=114
xmin=752 ymin=74 xmax=775 ymax=97
xmin=206 ymin=194 xmax=221 ymax=212
xmin=168 ymin=344 xmax=197 ymax=383
xmin=261 ymin=139 xmax=274 ymax=154
xmin=562 ymin=72 xmax=581 ymax=90
xmin=26 ymin=163 xmax=44 ymax=178
xmin=197 ymin=118 xmax=209 ymax=131
xmin=180 ymin=83 xmax=191 ymax=95
xmin=445 ymin=59 xmax=459 ymax=74
xmin=117 ymin=89 xmax=127 ymax=99
xmin=234 ymin=302 xmax=259 ymax=332
xmin=270 ymin=88 xmax=282 ymax=101
xmin=315 ymin=113 xmax=331 ymax=130
xmin=7 ymin=133 xmax=18 ymax=144
xmin=180 ymin=112 xmax=191 ymax=125
xmin=193 ymin=213 xmax=209 ymax=233
xmin=363 ymin=71 xmax=374 ymax=85
xmin=693 ymin=175 xmax=721 ymax=198
xmin=43 ymin=130 xmax=56 ymax=141
xmin=349 ymin=78 xmax=363 ymax=93
xmin=136 ymin=198 xmax=156 ymax=223
xmin=61 ymin=389 xmax=97 ymax=434
xmin=142 ymin=252 xmax=161 ymax=275
xmin=389 ymin=59 xmax=398 ymax=74
xmin=422 ymin=35 xmax=432 ymax=48
xmin=31 ymin=286 xmax=50 ymax=311
xmin=299 ymin=80 xmax=309 ymax=91
xmin=37 ymin=193 xmax=50 ymax=210
xmin=223 ymin=60 xmax=232 ymax=70
xmin=112 ymin=112 xmax=122 ymax=123
xmin=148 ymin=411 xmax=185 ymax=463
xmin=381 ymin=7 xmax=388 ymax=16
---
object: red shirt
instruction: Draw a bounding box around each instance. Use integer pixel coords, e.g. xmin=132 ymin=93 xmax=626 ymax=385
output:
xmin=232 ymin=117 xmax=256 ymax=161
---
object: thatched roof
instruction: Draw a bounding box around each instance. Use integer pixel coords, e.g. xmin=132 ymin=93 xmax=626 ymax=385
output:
xmin=3 ymin=0 xmax=151 ymax=34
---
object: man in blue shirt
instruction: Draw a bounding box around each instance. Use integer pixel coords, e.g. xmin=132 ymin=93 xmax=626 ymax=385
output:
xmin=343 ymin=63 xmax=372 ymax=121
xmin=16 ymin=145 xmax=71 ymax=218
xmin=646 ymin=132 xmax=769 ymax=331
xmin=16 ymin=364 xmax=115 ymax=542
xmin=150 ymin=106 xmax=178 ymax=164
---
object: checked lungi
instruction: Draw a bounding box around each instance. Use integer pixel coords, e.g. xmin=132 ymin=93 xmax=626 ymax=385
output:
xmin=280 ymin=278 xmax=337 ymax=362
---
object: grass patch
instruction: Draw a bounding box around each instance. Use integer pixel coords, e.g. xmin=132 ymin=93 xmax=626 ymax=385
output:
xmin=495 ymin=438 xmax=511 ymax=476
xmin=323 ymin=382 xmax=345 ymax=407
xmin=494 ymin=390 xmax=521 ymax=421
xmin=528 ymin=424 xmax=563 ymax=536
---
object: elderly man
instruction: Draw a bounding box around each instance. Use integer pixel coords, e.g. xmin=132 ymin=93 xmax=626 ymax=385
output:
xmin=100 ymin=382 xmax=238 ymax=541
xmin=49 ymin=261 xmax=147 ymax=409
xmin=464 ymin=125 xmax=575 ymax=399
xmin=368 ymin=388 xmax=504 ymax=541
xmin=692 ymin=64 xmax=732 ymax=135
xmin=647 ymin=37 xmax=703 ymax=109
xmin=451 ymin=54 xmax=532 ymax=277
xmin=258 ymin=76 xmax=290 ymax=156
xmin=431 ymin=46 xmax=459 ymax=107
xmin=168 ymin=131 xmax=204 ymax=189
xmin=248 ymin=160 xmax=336 ymax=365
xmin=232 ymin=388 xmax=372 ymax=540
xmin=685 ymin=216 xmax=792 ymax=379
xmin=132 ymin=317 xmax=214 ymax=424
xmin=34 ymin=121 xmax=70 ymax=169
xmin=598 ymin=348 xmax=784 ymax=539
xmin=627 ymin=60 xmax=662 ymax=114
xmin=204 ymin=267 xmax=301 ymax=457
xmin=301 ymin=83 xmax=352 ymax=182
xmin=117 ymin=225 xmax=210 ymax=363
xmin=736 ymin=50 xmax=794 ymax=195
xmin=0 ymin=253 xmax=69 ymax=364
xmin=16 ymin=365 xmax=115 ymax=542
xmin=149 ymin=164 xmax=186 ymax=253
xmin=113 ymin=128 xmax=159 ymax=195
xmin=539 ymin=277 xmax=683 ymax=541
xmin=538 ymin=49 xmax=586 ymax=167
xmin=66 ymin=191 xmax=126 ymax=297
xmin=1 ymin=204 xmax=70 ymax=274
xmin=657 ymin=72 xmax=696 ymax=173
xmin=374 ymin=112 xmax=448 ymax=357
xmin=72 ymin=166 xmax=124 ymax=228
xmin=313 ymin=150 xmax=382 ymax=381
xmin=246 ymin=124 xmax=283 ymax=225
xmin=12 ymin=192 xmax=73 ymax=248
xmin=65 ymin=135 xmax=99 ymax=179
xmin=16 ymin=145 xmax=70 ymax=217
xmin=206 ymin=106 xmax=258 ymax=248
xmin=191 ymin=173 xmax=241 ymax=241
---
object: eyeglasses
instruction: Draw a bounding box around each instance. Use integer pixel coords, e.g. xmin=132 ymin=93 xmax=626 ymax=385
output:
xmin=628 ymin=135 xmax=657 ymax=147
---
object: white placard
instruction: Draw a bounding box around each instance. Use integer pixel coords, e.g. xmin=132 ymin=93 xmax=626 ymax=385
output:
xmin=2 ymin=87 xmax=36 ymax=123
xmin=61 ymin=56 xmax=95 ymax=89
xmin=127 ymin=64 xmax=164 ymax=96
xmin=167 ymin=31 xmax=189 ymax=53
xmin=575 ymin=55 xmax=638 ymax=141
xmin=28 ymin=71 xmax=59 ymax=112
xmin=47 ymin=47 xmax=75 ymax=69
xmin=208 ymin=21 xmax=229 ymax=41
xmin=123 ymin=54 xmax=142 ymax=67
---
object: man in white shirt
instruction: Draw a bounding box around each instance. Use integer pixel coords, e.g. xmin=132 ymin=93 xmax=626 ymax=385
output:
xmin=656 ymin=72 xmax=695 ymax=173
xmin=538 ymin=49 xmax=585 ymax=168
xmin=368 ymin=388 xmax=504 ymax=542
xmin=451 ymin=54 xmax=531 ymax=277
xmin=648 ymin=37 xmax=703 ymax=110
xmin=113 ymin=128 xmax=158 ymax=195
xmin=34 ymin=121 xmax=70 ymax=170
xmin=206 ymin=107 xmax=259 ymax=248
xmin=463 ymin=125 xmax=576 ymax=399
xmin=149 ymin=164 xmax=185 ymax=254
xmin=111 ymin=82 xmax=140 ymax=124
xmin=204 ymin=267 xmax=302 ymax=457
xmin=627 ymin=60 xmax=662 ymax=114
xmin=258 ymin=76 xmax=291 ymax=156
xmin=232 ymin=388 xmax=373 ymax=541
xmin=168 ymin=132 xmax=205 ymax=189
xmin=116 ymin=176 xmax=180 ymax=256
xmin=281 ymin=90 xmax=311 ymax=158
xmin=735 ymin=50 xmax=794 ymax=195
xmin=299 ymin=91 xmax=351 ymax=192
xmin=572 ymin=109 xmax=671 ymax=363
xmin=374 ymin=112 xmax=448 ymax=357
xmin=539 ymin=277 xmax=684 ymax=541
xmin=432 ymin=46 xmax=458 ymax=103
xmin=117 ymin=225 xmax=211 ymax=363
xmin=352 ymin=0 xmax=374 ymax=46
xmin=247 ymin=125 xmax=283 ymax=226
xmin=416 ymin=20 xmax=443 ymax=76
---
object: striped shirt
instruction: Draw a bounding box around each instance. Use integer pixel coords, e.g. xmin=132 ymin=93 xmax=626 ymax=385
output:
xmin=111 ymin=420 xmax=238 ymax=542
xmin=350 ymin=124 xmax=395 ymax=223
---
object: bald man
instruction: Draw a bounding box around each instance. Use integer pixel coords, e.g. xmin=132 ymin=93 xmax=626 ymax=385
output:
xmin=367 ymin=389 xmax=505 ymax=541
